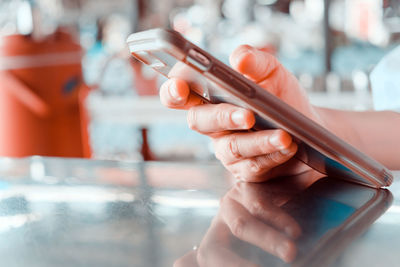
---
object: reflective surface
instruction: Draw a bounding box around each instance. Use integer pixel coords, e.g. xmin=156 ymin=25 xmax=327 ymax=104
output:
xmin=0 ymin=157 xmax=399 ymax=267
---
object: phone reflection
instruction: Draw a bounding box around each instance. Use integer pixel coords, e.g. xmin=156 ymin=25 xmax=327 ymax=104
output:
xmin=174 ymin=174 xmax=392 ymax=267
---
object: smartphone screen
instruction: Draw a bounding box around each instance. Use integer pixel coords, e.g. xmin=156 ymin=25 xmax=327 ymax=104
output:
xmin=232 ymin=177 xmax=391 ymax=267
xmin=289 ymin=178 xmax=373 ymax=234
xmin=283 ymin=186 xmax=367 ymax=260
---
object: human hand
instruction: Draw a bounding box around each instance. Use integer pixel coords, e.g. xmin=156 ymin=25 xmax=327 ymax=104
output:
xmin=173 ymin=175 xmax=316 ymax=267
xmin=160 ymin=45 xmax=323 ymax=182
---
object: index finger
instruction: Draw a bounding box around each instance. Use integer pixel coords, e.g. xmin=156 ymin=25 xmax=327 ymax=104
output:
xmin=220 ymin=197 xmax=298 ymax=263
xmin=197 ymin=217 xmax=261 ymax=267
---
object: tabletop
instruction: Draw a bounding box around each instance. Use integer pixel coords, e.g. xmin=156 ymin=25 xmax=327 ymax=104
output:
xmin=0 ymin=157 xmax=398 ymax=267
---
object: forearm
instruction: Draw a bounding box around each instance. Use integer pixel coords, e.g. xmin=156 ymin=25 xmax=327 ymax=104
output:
xmin=315 ymin=107 xmax=400 ymax=170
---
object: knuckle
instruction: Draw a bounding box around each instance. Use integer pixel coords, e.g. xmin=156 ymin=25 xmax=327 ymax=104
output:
xmin=257 ymin=134 xmax=272 ymax=154
xmin=212 ymin=140 xmax=222 ymax=160
xmin=215 ymin=109 xmax=229 ymax=128
xmin=246 ymin=159 xmax=261 ymax=174
xmin=234 ymin=168 xmax=250 ymax=182
xmin=230 ymin=167 xmax=243 ymax=180
xmin=271 ymin=151 xmax=286 ymax=163
xmin=214 ymin=146 xmax=223 ymax=161
xmin=187 ymin=108 xmax=198 ymax=131
xmin=230 ymin=217 xmax=246 ymax=237
xmin=265 ymin=152 xmax=281 ymax=165
xmin=249 ymin=200 xmax=265 ymax=215
xmin=227 ymin=135 xmax=242 ymax=160
xmin=213 ymin=139 xmax=226 ymax=162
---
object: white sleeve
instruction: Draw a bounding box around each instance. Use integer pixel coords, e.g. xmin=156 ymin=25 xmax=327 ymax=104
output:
xmin=370 ymin=46 xmax=400 ymax=112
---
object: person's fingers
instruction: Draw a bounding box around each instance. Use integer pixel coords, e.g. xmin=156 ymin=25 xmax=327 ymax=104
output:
xmin=213 ymin=129 xmax=293 ymax=164
xmin=173 ymin=250 xmax=199 ymax=267
xmin=159 ymin=78 xmax=203 ymax=109
xmin=229 ymin=45 xmax=281 ymax=84
xmin=265 ymin=158 xmax=323 ymax=187
xmin=197 ymin=217 xmax=261 ymax=267
xmin=220 ymin=196 xmax=298 ymax=263
xmin=159 ymin=78 xmax=189 ymax=106
xmin=234 ymin=184 xmax=302 ymax=239
xmin=197 ymin=244 xmax=260 ymax=267
xmin=187 ymin=103 xmax=255 ymax=133
xmin=226 ymin=143 xmax=298 ymax=182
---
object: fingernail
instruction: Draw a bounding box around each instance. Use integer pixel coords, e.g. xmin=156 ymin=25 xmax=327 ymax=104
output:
xmin=280 ymin=148 xmax=293 ymax=155
xmin=269 ymin=132 xmax=286 ymax=150
xmin=168 ymin=81 xmax=183 ymax=103
xmin=231 ymin=110 xmax=245 ymax=127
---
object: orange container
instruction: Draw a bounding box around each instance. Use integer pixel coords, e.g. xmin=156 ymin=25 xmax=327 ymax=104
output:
xmin=0 ymin=31 xmax=90 ymax=158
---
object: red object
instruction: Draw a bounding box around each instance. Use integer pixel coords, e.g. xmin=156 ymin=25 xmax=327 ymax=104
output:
xmin=130 ymin=58 xmax=158 ymax=96
xmin=0 ymin=31 xmax=91 ymax=158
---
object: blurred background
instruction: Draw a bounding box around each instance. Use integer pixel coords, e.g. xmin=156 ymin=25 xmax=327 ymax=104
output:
xmin=0 ymin=0 xmax=399 ymax=162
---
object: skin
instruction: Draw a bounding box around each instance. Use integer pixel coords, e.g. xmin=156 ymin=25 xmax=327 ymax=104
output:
xmin=173 ymin=172 xmax=321 ymax=266
xmin=160 ymin=45 xmax=400 ymax=181
xmin=163 ymin=45 xmax=400 ymax=265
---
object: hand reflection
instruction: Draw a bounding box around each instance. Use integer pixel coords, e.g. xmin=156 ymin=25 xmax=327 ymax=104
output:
xmin=174 ymin=173 xmax=320 ymax=267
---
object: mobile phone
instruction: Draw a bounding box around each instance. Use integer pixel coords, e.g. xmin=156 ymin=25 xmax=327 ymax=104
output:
xmin=234 ymin=177 xmax=393 ymax=267
xmin=127 ymin=28 xmax=392 ymax=188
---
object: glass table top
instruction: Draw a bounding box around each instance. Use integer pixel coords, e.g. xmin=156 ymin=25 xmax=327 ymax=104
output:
xmin=0 ymin=157 xmax=398 ymax=267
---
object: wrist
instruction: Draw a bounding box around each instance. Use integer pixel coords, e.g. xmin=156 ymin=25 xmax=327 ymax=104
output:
xmin=312 ymin=106 xmax=359 ymax=146
xmin=311 ymin=106 xmax=332 ymax=130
